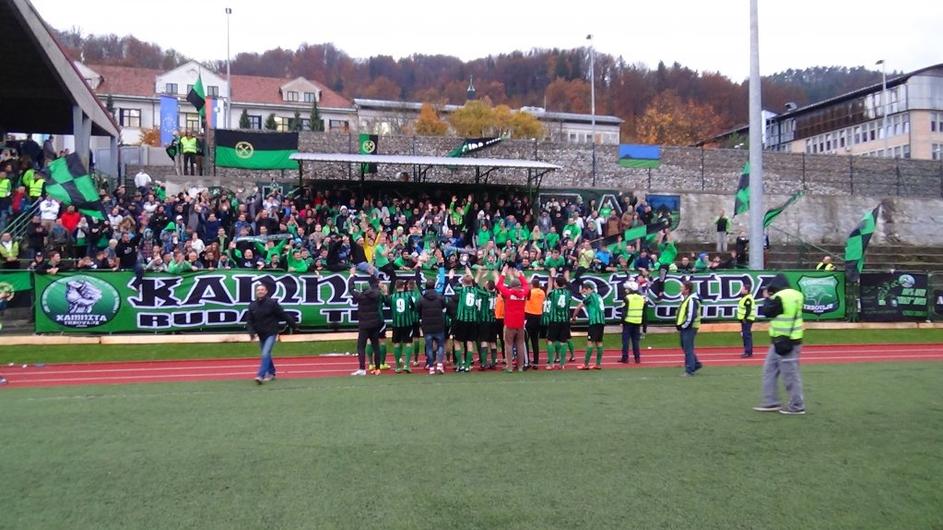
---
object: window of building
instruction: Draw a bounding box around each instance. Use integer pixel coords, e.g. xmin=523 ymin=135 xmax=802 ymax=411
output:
xmin=286 ymin=90 xmax=299 ymax=102
xmin=304 ymin=92 xmax=316 ymax=103
xmin=186 ymin=84 xmax=193 ymax=95
xmin=207 ymin=85 xmax=219 ymax=97
xmin=932 ymin=112 xmax=942 ymax=133
xmin=932 ymin=144 xmax=943 ymax=161
xmin=328 ymin=119 xmax=348 ymax=131
xmin=181 ymin=112 xmax=201 ymax=132
xmin=569 ymin=132 xmax=577 ymax=143
xmin=903 ymin=144 xmax=911 ymax=159
xmin=248 ymin=115 xmax=262 ymax=129
xmin=118 ymin=108 xmax=141 ymax=128
xmin=853 ymin=126 xmax=861 ymax=144
xmin=165 ymin=83 xmax=178 ymax=95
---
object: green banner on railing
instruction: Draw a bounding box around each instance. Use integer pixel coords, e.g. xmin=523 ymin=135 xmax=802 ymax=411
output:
xmin=32 ymin=269 xmax=845 ymax=334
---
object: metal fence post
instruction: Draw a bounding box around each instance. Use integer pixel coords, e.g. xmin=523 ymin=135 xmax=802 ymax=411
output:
xmin=801 ymin=153 xmax=806 ymax=191
xmin=849 ymin=155 xmax=854 ymax=195
xmin=896 ymin=163 xmax=902 ymax=197
xmin=700 ymin=146 xmax=705 ymax=190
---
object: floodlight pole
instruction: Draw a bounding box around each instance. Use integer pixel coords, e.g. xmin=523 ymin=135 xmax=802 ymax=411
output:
xmin=226 ymin=7 xmax=232 ymax=128
xmin=876 ymin=59 xmax=888 ymax=157
xmin=587 ymin=34 xmax=596 ymax=186
xmin=748 ymin=0 xmax=765 ymax=269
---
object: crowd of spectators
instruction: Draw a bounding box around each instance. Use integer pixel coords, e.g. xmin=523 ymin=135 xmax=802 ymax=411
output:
xmin=3 ymin=139 xmax=754 ymax=277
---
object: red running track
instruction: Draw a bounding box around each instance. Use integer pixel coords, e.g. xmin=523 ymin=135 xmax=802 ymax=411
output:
xmin=2 ymin=343 xmax=943 ymax=388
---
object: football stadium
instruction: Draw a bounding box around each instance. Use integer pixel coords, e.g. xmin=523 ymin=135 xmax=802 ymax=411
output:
xmin=1 ymin=0 xmax=942 ymax=528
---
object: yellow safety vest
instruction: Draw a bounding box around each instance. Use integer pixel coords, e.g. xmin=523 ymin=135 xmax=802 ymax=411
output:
xmin=769 ymin=289 xmax=804 ymax=340
xmin=676 ymin=294 xmax=701 ymax=329
xmin=28 ymin=176 xmax=45 ymax=198
xmin=816 ymin=262 xmax=834 ymax=271
xmin=737 ymin=293 xmax=756 ymax=321
xmin=623 ymin=293 xmax=645 ymax=324
xmin=180 ymin=136 xmax=198 ymax=154
xmin=0 ymin=178 xmax=11 ymax=198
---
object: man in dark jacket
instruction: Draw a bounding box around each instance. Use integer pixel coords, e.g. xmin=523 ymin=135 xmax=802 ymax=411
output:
xmin=417 ymin=279 xmax=448 ymax=374
xmin=349 ymin=267 xmax=383 ymax=375
xmin=246 ymin=282 xmax=298 ymax=384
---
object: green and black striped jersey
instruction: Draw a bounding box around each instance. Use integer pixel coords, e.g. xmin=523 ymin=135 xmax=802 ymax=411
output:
xmin=545 ymin=288 xmax=573 ymax=323
xmin=453 ymin=285 xmax=480 ymax=322
xmin=389 ymin=291 xmax=416 ymax=328
xmin=540 ymin=296 xmax=552 ymax=325
xmin=477 ymin=288 xmax=496 ymax=323
xmin=582 ymin=292 xmax=606 ymax=325
xmin=408 ymin=289 xmax=421 ymax=326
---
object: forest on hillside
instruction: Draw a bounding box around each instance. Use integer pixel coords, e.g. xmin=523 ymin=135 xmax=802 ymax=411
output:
xmin=55 ymin=29 xmax=886 ymax=144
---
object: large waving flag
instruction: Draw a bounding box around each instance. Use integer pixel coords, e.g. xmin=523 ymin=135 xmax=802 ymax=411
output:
xmin=623 ymin=217 xmax=671 ymax=245
xmin=215 ymin=130 xmax=298 ymax=170
xmin=734 ymin=162 xmax=750 ymax=216
xmin=844 ymin=205 xmax=881 ymax=283
xmin=43 ymin=154 xmax=105 ymax=220
xmin=186 ymin=74 xmax=206 ymax=117
xmin=763 ymin=191 xmax=803 ymax=228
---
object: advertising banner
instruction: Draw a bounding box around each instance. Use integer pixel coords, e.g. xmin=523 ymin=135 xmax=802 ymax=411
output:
xmin=858 ymin=272 xmax=929 ymax=321
xmin=33 ymin=270 xmax=845 ymax=334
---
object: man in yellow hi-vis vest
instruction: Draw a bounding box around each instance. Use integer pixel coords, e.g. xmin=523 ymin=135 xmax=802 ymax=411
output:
xmin=180 ymin=131 xmax=198 ymax=176
xmin=754 ymin=274 xmax=806 ymax=415
xmin=620 ymin=280 xmax=645 ymax=364
xmin=737 ymin=285 xmax=756 ymax=358
xmin=676 ymin=281 xmax=703 ymax=377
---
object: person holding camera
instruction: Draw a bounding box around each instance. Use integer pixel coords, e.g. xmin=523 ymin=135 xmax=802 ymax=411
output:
xmin=753 ymin=274 xmax=806 ymax=415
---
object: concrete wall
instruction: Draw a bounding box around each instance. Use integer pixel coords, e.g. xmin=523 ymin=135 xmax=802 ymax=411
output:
xmin=672 ymin=192 xmax=943 ymax=247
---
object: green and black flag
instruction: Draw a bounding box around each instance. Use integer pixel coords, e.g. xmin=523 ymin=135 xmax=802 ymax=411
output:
xmin=215 ymin=130 xmax=299 ymax=170
xmin=763 ymin=191 xmax=803 ymax=228
xmin=734 ymin=162 xmax=750 ymax=216
xmin=447 ymin=137 xmax=502 ymax=157
xmin=186 ymin=74 xmax=205 ymax=117
xmin=359 ymin=133 xmax=378 ymax=174
xmin=43 ymin=154 xmax=105 ymax=220
xmin=622 ymin=217 xmax=671 ymax=245
xmin=844 ymin=205 xmax=881 ymax=283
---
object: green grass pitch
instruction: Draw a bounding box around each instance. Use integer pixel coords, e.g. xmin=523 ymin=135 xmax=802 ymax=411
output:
xmin=1 ymin=362 xmax=941 ymax=529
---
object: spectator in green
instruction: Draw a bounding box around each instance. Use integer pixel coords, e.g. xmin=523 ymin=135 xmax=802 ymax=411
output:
xmin=493 ymin=219 xmax=509 ymax=247
xmin=562 ymin=217 xmax=582 ymax=242
xmin=694 ymin=253 xmax=710 ymax=272
xmin=543 ymin=226 xmax=560 ymax=251
xmin=475 ymin=220 xmax=492 ymax=248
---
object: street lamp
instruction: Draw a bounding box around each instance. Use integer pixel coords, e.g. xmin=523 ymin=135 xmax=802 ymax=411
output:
xmin=876 ymin=59 xmax=888 ymax=157
xmin=586 ymin=34 xmax=596 ymax=185
xmin=226 ymin=7 xmax=232 ymax=128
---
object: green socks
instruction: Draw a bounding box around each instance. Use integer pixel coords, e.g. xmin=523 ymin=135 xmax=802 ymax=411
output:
xmin=596 ymin=345 xmax=605 ymax=365
xmin=584 ymin=347 xmax=593 ymax=365
xmin=393 ymin=344 xmax=402 ymax=369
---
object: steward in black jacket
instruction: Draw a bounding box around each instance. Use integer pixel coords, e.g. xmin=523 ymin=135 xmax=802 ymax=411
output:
xmin=348 ymin=268 xmax=383 ymax=373
xmin=417 ymin=284 xmax=447 ymax=334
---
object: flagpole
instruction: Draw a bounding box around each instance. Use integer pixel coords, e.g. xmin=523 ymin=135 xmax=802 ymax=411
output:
xmin=748 ymin=0 xmax=765 ymax=270
xmin=587 ymin=34 xmax=596 ymax=187
xmin=226 ymin=7 xmax=232 ymax=128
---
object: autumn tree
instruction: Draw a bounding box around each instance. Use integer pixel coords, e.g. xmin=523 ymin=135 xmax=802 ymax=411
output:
xmin=448 ymin=100 xmax=495 ymax=137
xmin=414 ymin=103 xmax=449 ymax=136
xmin=508 ymin=110 xmax=544 ymax=139
xmin=635 ymin=90 xmax=724 ymax=145
xmin=139 ymin=127 xmax=160 ymax=146
xmin=309 ymin=100 xmax=324 ymax=132
xmin=544 ymin=78 xmax=590 ymax=113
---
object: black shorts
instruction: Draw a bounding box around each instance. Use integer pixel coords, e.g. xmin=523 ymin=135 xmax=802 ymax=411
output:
xmin=587 ymin=324 xmax=605 ymax=342
xmin=452 ymin=320 xmax=478 ymax=342
xmin=379 ymin=323 xmax=388 ymax=339
xmin=478 ymin=321 xmax=498 ymax=343
xmin=392 ymin=326 xmax=413 ymax=343
xmin=412 ymin=322 xmax=421 ymax=339
xmin=546 ymin=322 xmax=571 ymax=342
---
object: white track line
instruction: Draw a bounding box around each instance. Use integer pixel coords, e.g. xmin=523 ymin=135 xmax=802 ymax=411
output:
xmin=9 ymin=354 xmax=943 ymax=385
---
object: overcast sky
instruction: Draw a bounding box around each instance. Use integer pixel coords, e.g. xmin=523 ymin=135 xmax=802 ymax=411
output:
xmin=32 ymin=0 xmax=942 ymax=81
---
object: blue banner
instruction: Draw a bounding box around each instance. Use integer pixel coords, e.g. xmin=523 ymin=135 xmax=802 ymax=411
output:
xmin=159 ymin=96 xmax=179 ymax=146
xmin=618 ymin=144 xmax=661 ymax=168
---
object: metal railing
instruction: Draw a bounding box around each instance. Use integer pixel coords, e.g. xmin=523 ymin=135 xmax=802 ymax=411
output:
xmin=4 ymin=202 xmax=40 ymax=241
